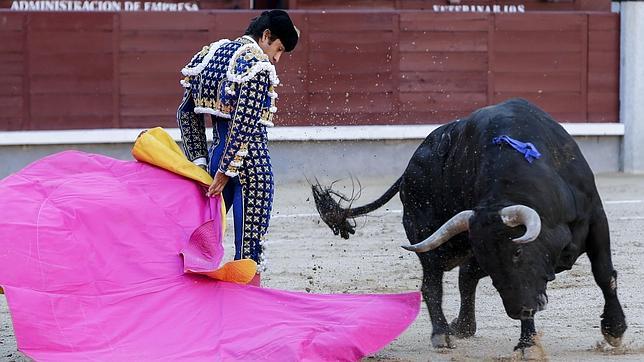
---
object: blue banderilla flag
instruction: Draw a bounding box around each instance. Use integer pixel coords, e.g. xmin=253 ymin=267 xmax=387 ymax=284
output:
xmin=492 ymin=135 xmax=542 ymax=163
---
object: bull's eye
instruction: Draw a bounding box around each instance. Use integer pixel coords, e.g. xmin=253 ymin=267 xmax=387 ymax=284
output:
xmin=513 ymin=248 xmax=522 ymax=262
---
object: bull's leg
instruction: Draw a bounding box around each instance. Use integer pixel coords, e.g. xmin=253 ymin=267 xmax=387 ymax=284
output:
xmin=514 ymin=319 xmax=537 ymax=350
xmin=450 ymin=257 xmax=486 ymax=338
xmin=420 ymin=257 xmax=453 ymax=348
xmin=511 ymin=319 xmax=548 ymax=360
xmin=586 ymin=210 xmax=627 ymax=346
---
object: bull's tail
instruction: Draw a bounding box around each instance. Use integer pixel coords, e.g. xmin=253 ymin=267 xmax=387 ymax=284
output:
xmin=311 ymin=177 xmax=402 ymax=239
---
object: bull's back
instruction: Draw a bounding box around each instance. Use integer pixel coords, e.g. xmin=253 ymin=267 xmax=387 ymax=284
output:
xmin=401 ymin=98 xmax=599 ymax=227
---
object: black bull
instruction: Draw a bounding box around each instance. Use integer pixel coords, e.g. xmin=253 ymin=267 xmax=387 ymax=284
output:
xmin=312 ymin=98 xmax=627 ymax=352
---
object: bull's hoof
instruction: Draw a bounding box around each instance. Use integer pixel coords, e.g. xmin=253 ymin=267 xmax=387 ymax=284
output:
xmin=603 ymin=334 xmax=623 ymax=348
xmin=449 ymin=317 xmax=476 ymax=338
xmin=601 ymin=310 xmax=627 ymax=347
xmin=431 ymin=333 xmax=455 ymax=349
xmin=513 ymin=335 xmax=547 ymax=360
xmin=513 ymin=336 xmax=535 ymax=351
xmin=511 ymin=344 xmax=547 ymax=361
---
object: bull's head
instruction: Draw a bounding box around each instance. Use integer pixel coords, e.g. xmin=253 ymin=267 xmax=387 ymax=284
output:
xmin=403 ymin=205 xmax=553 ymax=320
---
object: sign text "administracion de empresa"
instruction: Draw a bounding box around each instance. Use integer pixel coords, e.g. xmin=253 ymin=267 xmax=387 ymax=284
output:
xmin=9 ymin=1 xmax=200 ymax=12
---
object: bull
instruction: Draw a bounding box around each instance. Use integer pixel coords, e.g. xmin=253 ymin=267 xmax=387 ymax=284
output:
xmin=312 ymin=98 xmax=626 ymax=354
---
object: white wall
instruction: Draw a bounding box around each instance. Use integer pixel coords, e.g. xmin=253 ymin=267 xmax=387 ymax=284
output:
xmin=620 ymin=1 xmax=644 ymax=173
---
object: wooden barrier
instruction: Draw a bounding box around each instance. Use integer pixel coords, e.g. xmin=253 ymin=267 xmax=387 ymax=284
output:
xmin=0 ymin=1 xmax=613 ymax=11
xmin=0 ymin=9 xmax=619 ymax=130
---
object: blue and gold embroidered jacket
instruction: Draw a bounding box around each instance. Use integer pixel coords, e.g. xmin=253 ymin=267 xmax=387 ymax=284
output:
xmin=177 ymin=36 xmax=279 ymax=177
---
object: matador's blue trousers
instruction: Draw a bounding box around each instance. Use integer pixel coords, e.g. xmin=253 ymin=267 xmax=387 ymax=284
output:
xmin=208 ymin=118 xmax=273 ymax=266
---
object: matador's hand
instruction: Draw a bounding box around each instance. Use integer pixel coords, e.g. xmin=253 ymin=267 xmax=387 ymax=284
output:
xmin=207 ymin=171 xmax=230 ymax=197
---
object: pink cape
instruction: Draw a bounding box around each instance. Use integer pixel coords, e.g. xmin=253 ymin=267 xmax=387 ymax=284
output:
xmin=0 ymin=151 xmax=420 ymax=361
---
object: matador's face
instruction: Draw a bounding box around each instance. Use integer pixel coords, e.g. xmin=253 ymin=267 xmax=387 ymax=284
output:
xmin=259 ymin=29 xmax=286 ymax=64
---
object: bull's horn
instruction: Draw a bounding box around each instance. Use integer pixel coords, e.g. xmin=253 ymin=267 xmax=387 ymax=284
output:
xmin=499 ymin=205 xmax=541 ymax=243
xmin=402 ymin=210 xmax=474 ymax=253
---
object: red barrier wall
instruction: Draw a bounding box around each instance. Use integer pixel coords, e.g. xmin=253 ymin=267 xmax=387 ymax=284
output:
xmin=0 ymin=1 xmax=613 ymax=11
xmin=0 ymin=10 xmax=619 ymax=130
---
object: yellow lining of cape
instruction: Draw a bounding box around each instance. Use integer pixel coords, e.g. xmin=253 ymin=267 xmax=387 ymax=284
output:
xmin=131 ymin=127 xmax=227 ymax=234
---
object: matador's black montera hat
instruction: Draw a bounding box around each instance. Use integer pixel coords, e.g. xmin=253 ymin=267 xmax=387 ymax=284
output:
xmin=247 ymin=10 xmax=300 ymax=52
